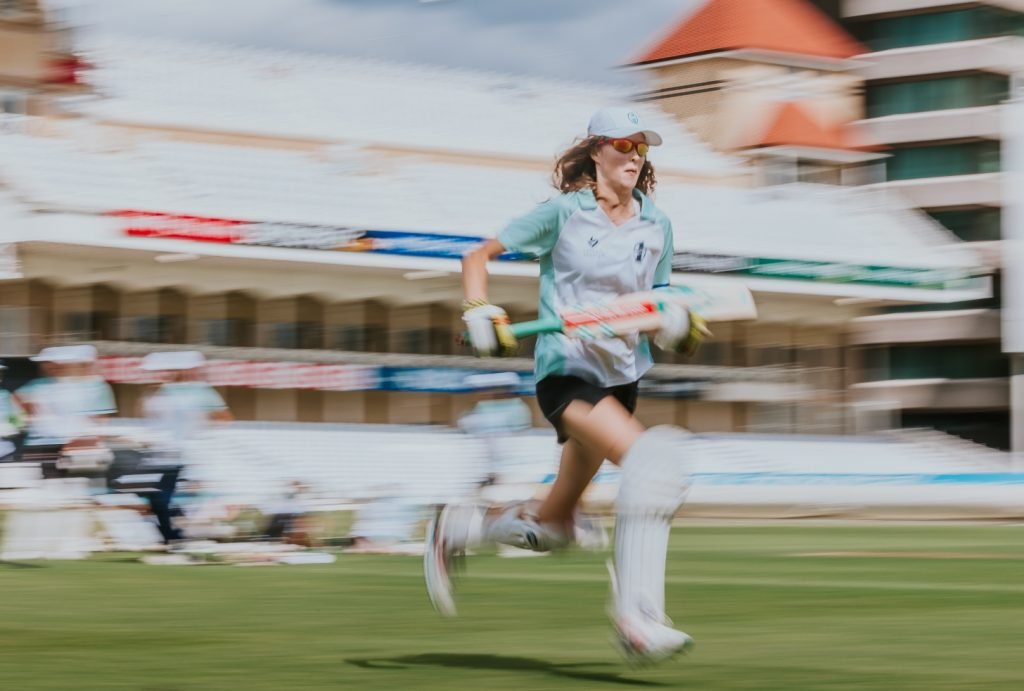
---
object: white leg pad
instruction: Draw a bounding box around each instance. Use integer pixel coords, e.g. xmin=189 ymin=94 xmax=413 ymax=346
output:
xmin=616 ymin=426 xmax=694 ymax=517
xmin=483 ymin=504 xmax=570 ymax=552
xmin=613 ymin=426 xmax=694 ymax=620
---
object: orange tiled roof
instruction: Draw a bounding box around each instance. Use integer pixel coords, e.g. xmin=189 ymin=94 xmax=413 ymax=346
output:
xmin=633 ymin=0 xmax=866 ymax=65
xmin=745 ymin=101 xmax=876 ymax=151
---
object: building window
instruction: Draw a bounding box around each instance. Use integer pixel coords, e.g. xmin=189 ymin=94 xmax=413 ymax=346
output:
xmin=119 ymin=315 xmax=181 ymax=344
xmin=856 ymin=7 xmax=1024 ymax=51
xmin=332 ymin=324 xmax=386 ymax=352
xmin=60 ymin=311 xmax=116 ymax=341
xmin=886 ymin=141 xmax=1000 ymax=180
xmin=749 ymin=344 xmax=795 ymax=368
xmin=397 ymin=329 xmax=429 ymax=354
xmin=866 ymin=74 xmax=1009 ymax=118
xmin=928 ymin=208 xmax=1002 ymax=242
xmin=880 ymin=290 xmax=1001 ymax=313
xmin=263 ymin=322 xmax=322 ymax=350
xmin=862 ymin=343 xmax=1010 ymax=381
xmin=390 ymin=327 xmax=452 ymax=355
xmin=200 ymin=319 xmax=252 ymax=347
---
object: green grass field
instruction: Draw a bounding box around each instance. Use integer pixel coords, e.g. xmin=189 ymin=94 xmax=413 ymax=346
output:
xmin=2 ymin=523 xmax=1023 ymax=690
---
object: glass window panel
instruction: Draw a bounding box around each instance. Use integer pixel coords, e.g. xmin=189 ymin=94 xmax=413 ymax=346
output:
xmin=928 ymin=209 xmax=1002 ymax=242
xmin=865 ymin=344 xmax=1009 ymax=380
xmin=201 ymin=319 xmax=251 ymax=347
xmin=860 ymin=8 xmax=1023 ymax=50
xmin=887 ymin=141 xmax=1001 ymax=180
xmin=866 ymin=75 xmax=1009 ymax=117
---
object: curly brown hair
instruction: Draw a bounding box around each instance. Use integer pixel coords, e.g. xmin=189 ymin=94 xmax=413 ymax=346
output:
xmin=552 ymin=137 xmax=657 ymax=196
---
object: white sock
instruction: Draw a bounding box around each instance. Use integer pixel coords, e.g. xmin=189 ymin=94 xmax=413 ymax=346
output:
xmin=483 ymin=505 xmax=570 ymax=552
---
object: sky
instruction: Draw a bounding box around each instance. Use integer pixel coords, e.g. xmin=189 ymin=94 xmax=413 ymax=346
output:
xmin=53 ymin=0 xmax=705 ymax=84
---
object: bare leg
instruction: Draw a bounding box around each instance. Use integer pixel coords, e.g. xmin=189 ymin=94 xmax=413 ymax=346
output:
xmin=478 ymin=397 xmax=644 ymax=550
xmin=537 ymin=397 xmax=645 ymax=526
xmin=560 ymin=397 xmax=645 ymax=466
xmin=535 ymin=439 xmax=602 ymax=528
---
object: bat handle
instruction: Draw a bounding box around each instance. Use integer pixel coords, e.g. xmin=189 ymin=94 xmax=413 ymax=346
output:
xmin=456 ymin=317 xmax=564 ymax=347
xmin=509 ymin=317 xmax=564 ymax=339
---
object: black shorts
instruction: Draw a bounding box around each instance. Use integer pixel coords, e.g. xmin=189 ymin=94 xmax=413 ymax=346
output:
xmin=535 ymin=375 xmax=639 ymax=444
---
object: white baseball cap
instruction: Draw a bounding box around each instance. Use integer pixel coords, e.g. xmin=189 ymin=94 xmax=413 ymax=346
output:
xmin=140 ymin=350 xmax=206 ymax=371
xmin=587 ymin=107 xmax=663 ymax=146
xmin=67 ymin=344 xmax=98 ymax=363
xmin=31 ymin=346 xmax=61 ymax=362
xmin=31 ymin=344 xmax=97 ymax=363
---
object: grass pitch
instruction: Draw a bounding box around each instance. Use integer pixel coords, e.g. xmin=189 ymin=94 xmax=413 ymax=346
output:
xmin=2 ymin=523 xmax=1022 ymax=690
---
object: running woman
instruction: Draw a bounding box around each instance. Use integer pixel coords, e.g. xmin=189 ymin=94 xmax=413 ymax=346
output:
xmin=424 ymin=107 xmax=709 ymax=665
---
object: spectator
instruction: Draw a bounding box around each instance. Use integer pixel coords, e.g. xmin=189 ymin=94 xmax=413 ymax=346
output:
xmin=135 ymin=350 xmax=232 ymax=543
xmin=0 ymin=363 xmax=26 ymax=460
xmin=458 ymin=372 xmax=532 ymax=485
xmin=139 ymin=351 xmax=232 ymax=451
xmin=19 ymin=345 xmax=116 ymax=475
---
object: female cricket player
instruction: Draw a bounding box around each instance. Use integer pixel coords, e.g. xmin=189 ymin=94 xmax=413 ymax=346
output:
xmin=425 ymin=106 xmax=708 ymax=665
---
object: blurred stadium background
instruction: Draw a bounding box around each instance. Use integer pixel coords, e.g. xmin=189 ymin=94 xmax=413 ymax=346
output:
xmin=0 ymin=0 xmax=1022 ymax=687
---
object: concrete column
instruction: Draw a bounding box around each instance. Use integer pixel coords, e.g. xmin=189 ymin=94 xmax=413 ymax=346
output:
xmin=1012 ymin=356 xmax=1024 ymax=459
xmin=1003 ymin=83 xmax=1024 ymax=458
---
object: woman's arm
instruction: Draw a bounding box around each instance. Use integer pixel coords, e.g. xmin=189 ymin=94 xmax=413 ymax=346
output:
xmin=461 ymin=238 xmax=508 ymax=304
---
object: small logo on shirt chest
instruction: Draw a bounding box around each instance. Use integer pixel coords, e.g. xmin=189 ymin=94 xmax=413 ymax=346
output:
xmin=588 ymin=237 xmax=599 ymax=247
xmin=634 ymin=241 xmax=647 ymax=262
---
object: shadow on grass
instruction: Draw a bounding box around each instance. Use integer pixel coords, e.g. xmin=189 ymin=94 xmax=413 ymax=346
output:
xmin=347 ymin=653 xmax=667 ymax=686
xmin=0 ymin=560 xmax=47 ymax=569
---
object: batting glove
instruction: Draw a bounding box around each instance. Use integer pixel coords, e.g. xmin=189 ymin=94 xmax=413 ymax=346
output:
xmin=462 ymin=300 xmax=518 ymax=357
xmin=654 ymin=302 xmax=712 ymax=357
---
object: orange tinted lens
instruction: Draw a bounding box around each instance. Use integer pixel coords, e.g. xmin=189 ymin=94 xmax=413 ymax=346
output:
xmin=610 ymin=139 xmax=633 ymax=154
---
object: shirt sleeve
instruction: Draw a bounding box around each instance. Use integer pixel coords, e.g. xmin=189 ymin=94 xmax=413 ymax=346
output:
xmin=91 ymin=379 xmax=118 ymax=415
xmin=511 ymin=400 xmax=533 ymax=431
xmin=200 ymin=385 xmax=228 ymax=412
xmin=653 ymin=217 xmax=674 ymax=289
xmin=16 ymin=379 xmax=39 ymax=401
xmin=496 ymin=199 xmax=562 ymax=259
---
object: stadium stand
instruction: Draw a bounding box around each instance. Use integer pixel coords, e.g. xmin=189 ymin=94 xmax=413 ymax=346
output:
xmin=12 ymin=421 xmax=1000 ymax=520
xmin=0 ymin=126 xmax=982 ymax=274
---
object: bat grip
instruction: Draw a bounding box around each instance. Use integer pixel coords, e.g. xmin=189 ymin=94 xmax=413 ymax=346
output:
xmin=509 ymin=317 xmax=564 ymax=339
xmin=456 ymin=317 xmax=564 ymax=346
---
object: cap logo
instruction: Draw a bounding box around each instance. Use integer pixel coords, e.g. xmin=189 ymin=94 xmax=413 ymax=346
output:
xmin=627 ymin=111 xmax=639 ymax=125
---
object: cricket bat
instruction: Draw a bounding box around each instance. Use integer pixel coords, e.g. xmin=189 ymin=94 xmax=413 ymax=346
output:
xmin=508 ymin=284 xmax=756 ymax=340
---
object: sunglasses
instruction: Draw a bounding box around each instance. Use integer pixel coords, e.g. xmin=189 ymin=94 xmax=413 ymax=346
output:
xmin=597 ymin=137 xmax=649 ymax=157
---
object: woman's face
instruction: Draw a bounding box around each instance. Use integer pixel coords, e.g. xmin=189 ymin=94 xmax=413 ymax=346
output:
xmin=592 ymin=134 xmax=647 ymax=190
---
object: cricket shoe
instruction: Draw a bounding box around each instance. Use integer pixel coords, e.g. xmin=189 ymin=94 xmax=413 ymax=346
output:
xmin=611 ymin=611 xmax=694 ymax=667
xmin=606 ymin=560 xmax=693 ymax=666
xmin=423 ymin=503 xmax=484 ymax=617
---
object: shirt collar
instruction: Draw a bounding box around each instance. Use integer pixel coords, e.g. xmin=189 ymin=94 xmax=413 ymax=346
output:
xmin=577 ymin=188 xmax=656 ymax=222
